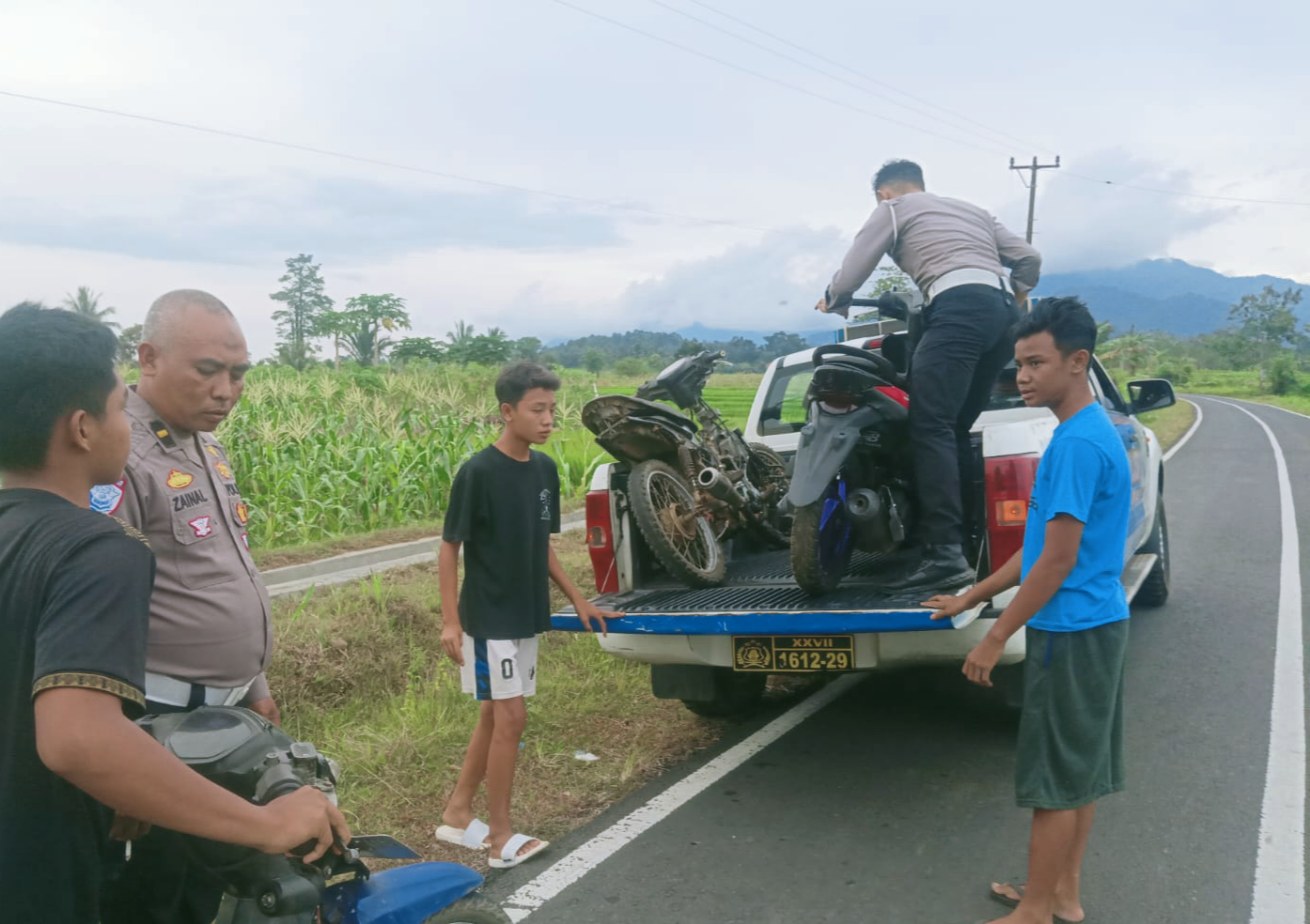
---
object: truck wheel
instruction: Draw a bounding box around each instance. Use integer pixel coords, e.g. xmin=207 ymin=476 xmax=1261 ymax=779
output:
xmin=1135 ymin=496 xmax=1170 ymax=607
xmin=746 ymin=442 xmax=791 ymax=548
xmin=681 ymin=669 xmax=767 ymax=719
xmin=423 ymin=895 xmax=512 ymax=924
xmin=629 ymin=459 xmax=727 ymax=587
xmin=790 ymin=495 xmax=854 ymax=595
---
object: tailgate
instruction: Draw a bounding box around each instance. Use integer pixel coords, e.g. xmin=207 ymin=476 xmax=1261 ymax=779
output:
xmin=551 ymin=548 xmax=982 ymax=634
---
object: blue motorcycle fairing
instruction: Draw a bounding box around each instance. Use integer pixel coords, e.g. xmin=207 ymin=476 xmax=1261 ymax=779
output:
xmin=785 ymin=403 xmax=880 ymax=508
xmin=321 ymin=862 xmax=484 ymax=924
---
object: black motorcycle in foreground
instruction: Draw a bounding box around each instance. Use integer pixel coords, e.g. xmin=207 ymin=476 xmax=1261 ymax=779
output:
xmin=787 ymin=293 xmax=964 ymax=595
xmin=136 ymin=706 xmax=510 ymax=924
xmin=583 ymin=351 xmax=790 ymax=587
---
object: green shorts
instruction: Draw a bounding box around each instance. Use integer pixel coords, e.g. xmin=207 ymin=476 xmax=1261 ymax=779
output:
xmin=1015 ymin=619 xmax=1129 ymax=810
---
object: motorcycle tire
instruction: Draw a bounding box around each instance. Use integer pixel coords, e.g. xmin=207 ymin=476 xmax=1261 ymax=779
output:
xmin=745 ymin=442 xmax=791 ymax=548
xmin=422 ymin=895 xmax=513 ymax=924
xmin=629 ymin=459 xmax=727 ymax=587
xmin=790 ymin=496 xmax=854 ymax=596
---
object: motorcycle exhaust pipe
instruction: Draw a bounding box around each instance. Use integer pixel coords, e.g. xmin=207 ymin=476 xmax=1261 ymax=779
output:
xmin=697 ymin=467 xmax=743 ymax=508
xmin=846 ymin=488 xmax=883 ymax=522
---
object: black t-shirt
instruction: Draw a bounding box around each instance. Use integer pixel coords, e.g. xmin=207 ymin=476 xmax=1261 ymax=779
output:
xmin=0 ymin=488 xmax=154 ymax=924
xmin=442 ymin=446 xmax=561 ymax=639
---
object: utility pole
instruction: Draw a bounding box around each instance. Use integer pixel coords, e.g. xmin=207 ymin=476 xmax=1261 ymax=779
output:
xmin=1009 ymin=155 xmax=1061 ymax=243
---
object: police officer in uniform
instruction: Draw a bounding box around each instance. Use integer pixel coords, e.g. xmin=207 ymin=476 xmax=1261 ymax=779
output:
xmin=818 ymin=159 xmax=1042 ymax=589
xmin=98 ymin=290 xmax=275 ymax=924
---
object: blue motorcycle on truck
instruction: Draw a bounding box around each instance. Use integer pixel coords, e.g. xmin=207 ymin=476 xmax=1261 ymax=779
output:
xmin=138 ymin=706 xmax=511 ymax=924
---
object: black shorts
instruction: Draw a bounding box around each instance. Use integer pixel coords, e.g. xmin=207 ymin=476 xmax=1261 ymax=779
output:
xmin=1015 ymin=620 xmax=1129 ymax=810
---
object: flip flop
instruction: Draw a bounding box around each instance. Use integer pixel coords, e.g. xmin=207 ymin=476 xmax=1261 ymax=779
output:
xmin=488 ymin=833 xmax=550 ymax=869
xmin=988 ymin=882 xmax=1080 ymax=924
xmin=435 ymin=818 xmax=490 ymax=849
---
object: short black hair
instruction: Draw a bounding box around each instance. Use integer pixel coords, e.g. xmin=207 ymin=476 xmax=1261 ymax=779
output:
xmin=873 ymin=159 xmax=925 ymax=191
xmin=495 ymin=361 xmax=561 ymax=407
xmin=1013 ymin=297 xmax=1098 ymax=357
xmin=0 ymin=305 xmax=119 ymax=471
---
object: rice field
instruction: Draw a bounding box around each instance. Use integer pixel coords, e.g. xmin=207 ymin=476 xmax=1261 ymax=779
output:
xmin=217 ymin=365 xmax=761 ymax=548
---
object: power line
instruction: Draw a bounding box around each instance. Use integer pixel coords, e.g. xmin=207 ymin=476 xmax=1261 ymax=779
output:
xmin=679 ymin=0 xmax=1056 ymax=156
xmin=653 ymin=1 xmax=1310 ymax=210
xmin=543 ymin=0 xmax=1012 ymax=155
xmin=640 ymin=0 xmax=1013 ymax=156
xmin=1060 ymin=170 xmax=1310 ymax=208
xmin=0 ymin=88 xmax=780 ymax=233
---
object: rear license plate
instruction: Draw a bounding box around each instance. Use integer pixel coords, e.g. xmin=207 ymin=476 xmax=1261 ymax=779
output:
xmin=732 ymin=635 xmax=855 ymax=672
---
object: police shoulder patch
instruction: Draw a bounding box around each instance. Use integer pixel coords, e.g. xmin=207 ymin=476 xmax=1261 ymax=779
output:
xmin=89 ymin=480 xmax=125 ymax=515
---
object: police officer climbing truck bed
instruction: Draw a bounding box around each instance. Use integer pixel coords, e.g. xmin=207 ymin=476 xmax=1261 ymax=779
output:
xmin=557 ymin=302 xmax=1177 ymax=717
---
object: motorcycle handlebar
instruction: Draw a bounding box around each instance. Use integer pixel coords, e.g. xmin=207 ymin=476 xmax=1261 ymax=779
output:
xmin=845 ymin=293 xmax=909 ymax=319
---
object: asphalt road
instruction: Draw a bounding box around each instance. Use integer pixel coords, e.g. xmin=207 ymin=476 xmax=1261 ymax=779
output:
xmin=484 ymin=396 xmax=1308 ymax=924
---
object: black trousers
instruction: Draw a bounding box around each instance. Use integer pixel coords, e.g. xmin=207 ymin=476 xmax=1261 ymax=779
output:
xmin=99 ymin=699 xmax=226 ymax=924
xmin=908 ymin=283 xmax=1019 ymax=546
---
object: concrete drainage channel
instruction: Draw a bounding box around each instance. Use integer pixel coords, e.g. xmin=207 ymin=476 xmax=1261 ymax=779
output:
xmin=263 ymin=511 xmax=586 ymax=598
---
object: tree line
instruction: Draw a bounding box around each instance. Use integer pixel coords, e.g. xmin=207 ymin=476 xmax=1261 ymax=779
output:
xmin=17 ymin=260 xmax=1310 ymax=394
xmin=266 ymin=253 xmax=811 ymax=373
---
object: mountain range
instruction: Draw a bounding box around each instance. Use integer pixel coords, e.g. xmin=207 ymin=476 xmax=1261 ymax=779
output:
xmin=1035 ymin=259 xmax=1309 ymax=337
xmin=658 ymin=259 xmax=1307 ymax=342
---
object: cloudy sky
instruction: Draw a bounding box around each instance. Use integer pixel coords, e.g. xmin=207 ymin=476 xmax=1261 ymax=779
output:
xmin=3 ymin=0 xmax=1307 ymax=355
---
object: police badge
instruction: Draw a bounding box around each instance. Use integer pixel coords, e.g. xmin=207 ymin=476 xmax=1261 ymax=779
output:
xmin=89 ymin=480 xmax=125 ymax=516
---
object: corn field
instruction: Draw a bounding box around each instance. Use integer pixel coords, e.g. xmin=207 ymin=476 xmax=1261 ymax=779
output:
xmin=217 ymin=365 xmax=759 ymax=547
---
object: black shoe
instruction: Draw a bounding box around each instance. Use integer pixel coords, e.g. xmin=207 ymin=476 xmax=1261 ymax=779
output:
xmin=881 ymin=544 xmax=974 ymax=592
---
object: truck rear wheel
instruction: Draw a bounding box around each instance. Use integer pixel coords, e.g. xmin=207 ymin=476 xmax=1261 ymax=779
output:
xmin=791 ymin=495 xmax=854 ymax=595
xmin=1134 ymin=495 xmax=1170 ymax=607
xmin=629 ymin=459 xmax=726 ymax=587
xmin=680 ymin=669 xmax=767 ymax=719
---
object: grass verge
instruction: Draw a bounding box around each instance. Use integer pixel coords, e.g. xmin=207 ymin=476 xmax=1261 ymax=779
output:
xmin=1139 ymin=400 xmax=1196 ymax=452
xmin=269 ymin=535 xmax=724 ymax=870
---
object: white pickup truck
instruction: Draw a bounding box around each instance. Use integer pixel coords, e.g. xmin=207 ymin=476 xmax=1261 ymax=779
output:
xmin=554 ymin=338 xmax=1177 ymax=716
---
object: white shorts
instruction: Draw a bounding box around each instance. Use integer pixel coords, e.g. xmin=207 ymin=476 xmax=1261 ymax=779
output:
xmin=460 ymin=635 xmax=539 ymax=701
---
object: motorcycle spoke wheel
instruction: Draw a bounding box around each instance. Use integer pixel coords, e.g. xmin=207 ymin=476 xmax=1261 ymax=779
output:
xmin=629 ymin=460 xmax=727 ymax=587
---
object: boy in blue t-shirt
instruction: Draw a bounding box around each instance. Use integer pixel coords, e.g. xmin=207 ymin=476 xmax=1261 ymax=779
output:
xmin=925 ymin=297 xmax=1132 ymax=924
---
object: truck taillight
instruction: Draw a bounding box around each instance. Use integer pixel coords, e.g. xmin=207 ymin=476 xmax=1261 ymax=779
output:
xmin=585 ymin=490 xmax=619 ymax=595
xmin=985 ymin=454 xmax=1039 ymax=572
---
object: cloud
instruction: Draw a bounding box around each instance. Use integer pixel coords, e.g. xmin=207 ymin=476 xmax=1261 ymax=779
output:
xmin=0 ymin=173 xmax=627 ymax=264
xmin=1025 ymin=150 xmax=1233 ymax=272
xmin=611 ymin=225 xmax=848 ymax=332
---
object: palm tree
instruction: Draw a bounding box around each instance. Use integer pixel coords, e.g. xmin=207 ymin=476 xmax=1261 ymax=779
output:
xmin=62 ymin=287 xmax=118 ymax=331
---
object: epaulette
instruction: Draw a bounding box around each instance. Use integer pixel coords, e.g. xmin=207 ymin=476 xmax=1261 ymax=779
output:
xmin=149 ymin=419 xmax=177 ymax=449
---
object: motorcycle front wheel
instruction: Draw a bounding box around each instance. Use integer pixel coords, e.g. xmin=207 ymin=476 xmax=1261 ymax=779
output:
xmin=422 ymin=895 xmax=513 ymax=923
xmin=790 ymin=489 xmax=854 ymax=595
xmin=629 ymin=459 xmax=727 ymax=587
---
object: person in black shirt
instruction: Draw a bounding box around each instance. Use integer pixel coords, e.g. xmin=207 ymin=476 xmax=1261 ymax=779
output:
xmin=0 ymin=305 xmax=351 ymax=924
xmin=435 ymin=362 xmax=617 ymax=869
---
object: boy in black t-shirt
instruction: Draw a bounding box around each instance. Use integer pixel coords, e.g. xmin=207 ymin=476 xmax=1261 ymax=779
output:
xmin=0 ymin=305 xmax=350 ymax=924
xmin=436 ymin=362 xmax=617 ymax=869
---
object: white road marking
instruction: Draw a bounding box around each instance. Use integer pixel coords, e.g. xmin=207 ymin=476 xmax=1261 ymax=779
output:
xmin=1163 ymin=398 xmax=1203 ymax=462
xmin=1248 ymin=400 xmax=1310 ymax=423
xmin=499 ymin=674 xmax=861 ymax=921
xmin=1215 ymin=400 xmax=1305 ymax=924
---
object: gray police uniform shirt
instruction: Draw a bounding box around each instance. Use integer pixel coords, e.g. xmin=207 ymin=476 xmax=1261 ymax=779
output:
xmin=828 ymin=190 xmax=1042 ymax=304
xmin=90 ymin=388 xmax=272 ymax=701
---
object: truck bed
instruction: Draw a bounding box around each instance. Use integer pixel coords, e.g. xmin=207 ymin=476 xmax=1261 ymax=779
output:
xmin=551 ymin=546 xmax=966 ymax=635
